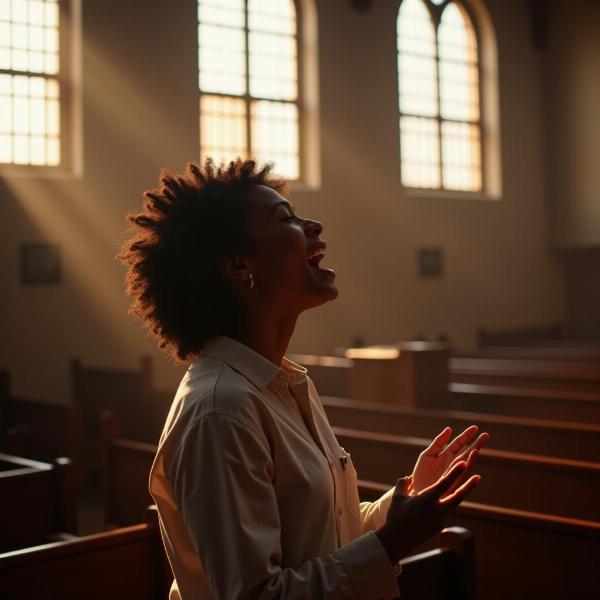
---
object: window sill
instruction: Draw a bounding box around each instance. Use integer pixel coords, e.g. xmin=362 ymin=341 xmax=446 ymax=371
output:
xmin=401 ymin=187 xmax=501 ymax=202
xmin=0 ymin=164 xmax=82 ymax=180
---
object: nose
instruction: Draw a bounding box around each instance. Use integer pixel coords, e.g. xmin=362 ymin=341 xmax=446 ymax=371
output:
xmin=305 ymin=218 xmax=323 ymax=238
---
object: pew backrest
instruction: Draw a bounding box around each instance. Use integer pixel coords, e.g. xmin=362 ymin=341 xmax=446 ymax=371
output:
xmin=0 ymin=506 xmax=172 ymax=600
xmin=321 ymin=395 xmax=600 ymax=461
xmin=333 ymin=425 xmax=600 ymax=521
xmin=449 ymin=356 xmax=600 ymax=392
xmin=0 ymin=453 xmax=77 ymax=552
xmin=359 ymin=479 xmax=600 ymax=600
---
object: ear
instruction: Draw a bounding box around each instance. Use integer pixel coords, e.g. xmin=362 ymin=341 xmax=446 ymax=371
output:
xmin=218 ymin=255 xmax=250 ymax=285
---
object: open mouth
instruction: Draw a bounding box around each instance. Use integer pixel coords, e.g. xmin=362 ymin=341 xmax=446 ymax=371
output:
xmin=307 ymin=252 xmax=325 ymax=268
xmin=306 ymin=245 xmax=335 ymax=277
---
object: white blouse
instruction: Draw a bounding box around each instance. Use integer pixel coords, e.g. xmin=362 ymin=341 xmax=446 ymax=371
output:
xmin=149 ymin=335 xmax=401 ymax=599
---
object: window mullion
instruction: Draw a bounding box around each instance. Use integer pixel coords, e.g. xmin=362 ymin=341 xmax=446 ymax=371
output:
xmin=435 ymin=24 xmax=443 ymax=189
xmin=244 ymin=0 xmax=251 ymax=159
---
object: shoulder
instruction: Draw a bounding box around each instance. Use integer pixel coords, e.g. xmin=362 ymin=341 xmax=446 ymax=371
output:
xmin=176 ymin=356 xmax=266 ymax=436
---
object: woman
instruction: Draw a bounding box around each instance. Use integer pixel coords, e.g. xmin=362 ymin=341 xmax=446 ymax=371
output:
xmin=119 ymin=158 xmax=488 ymax=599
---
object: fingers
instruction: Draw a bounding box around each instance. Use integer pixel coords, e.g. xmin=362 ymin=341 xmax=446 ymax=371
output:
xmin=447 ymin=425 xmax=479 ymax=454
xmin=439 ymin=473 xmax=481 ymax=509
xmin=444 ymin=449 xmax=480 ymax=496
xmin=423 ymin=426 xmax=453 ymax=457
xmin=394 ymin=476 xmax=412 ymax=498
xmin=452 ymin=432 xmax=489 ymax=463
xmin=422 ymin=459 xmax=468 ymax=499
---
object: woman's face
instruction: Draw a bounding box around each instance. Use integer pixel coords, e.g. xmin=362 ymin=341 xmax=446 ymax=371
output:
xmin=243 ymin=184 xmax=338 ymax=309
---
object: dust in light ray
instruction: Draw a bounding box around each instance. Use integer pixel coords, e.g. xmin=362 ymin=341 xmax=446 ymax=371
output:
xmin=397 ymin=0 xmax=481 ymax=192
xmin=197 ymin=0 xmax=299 ymax=179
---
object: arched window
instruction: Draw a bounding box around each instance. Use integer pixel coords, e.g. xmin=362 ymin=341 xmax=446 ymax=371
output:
xmin=397 ymin=0 xmax=485 ymax=193
xmin=198 ymin=0 xmax=301 ymax=180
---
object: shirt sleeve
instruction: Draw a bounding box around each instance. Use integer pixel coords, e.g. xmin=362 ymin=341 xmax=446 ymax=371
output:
xmin=167 ymin=412 xmax=400 ymax=600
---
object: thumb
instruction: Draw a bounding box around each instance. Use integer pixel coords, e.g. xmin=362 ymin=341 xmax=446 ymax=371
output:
xmin=394 ymin=476 xmax=412 ymax=498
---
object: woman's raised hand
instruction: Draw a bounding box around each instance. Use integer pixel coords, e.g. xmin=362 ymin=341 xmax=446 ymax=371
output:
xmin=409 ymin=425 xmax=489 ymax=495
xmin=375 ymin=459 xmax=481 ymax=565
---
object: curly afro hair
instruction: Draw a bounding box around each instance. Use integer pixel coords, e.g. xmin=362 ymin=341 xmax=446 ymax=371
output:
xmin=117 ymin=157 xmax=288 ymax=363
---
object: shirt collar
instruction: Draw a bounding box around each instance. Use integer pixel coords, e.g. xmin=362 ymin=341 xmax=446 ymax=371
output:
xmin=198 ymin=335 xmax=307 ymax=391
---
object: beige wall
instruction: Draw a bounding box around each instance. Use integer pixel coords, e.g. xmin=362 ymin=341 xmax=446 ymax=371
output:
xmin=546 ymin=0 xmax=600 ymax=247
xmin=0 ymin=0 xmax=568 ymax=403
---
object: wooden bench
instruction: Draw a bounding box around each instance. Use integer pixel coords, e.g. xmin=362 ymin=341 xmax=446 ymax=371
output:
xmin=449 ymin=356 xmax=600 ymax=392
xmin=360 ymin=480 xmax=600 ymax=600
xmin=0 ymin=373 xmax=85 ymax=493
xmin=101 ymin=411 xmax=156 ymax=526
xmin=447 ymin=382 xmax=600 ymax=423
xmin=100 ymin=418 xmax=475 ymax=599
xmin=290 ymin=353 xmax=600 ymax=421
xmin=462 ymin=343 xmax=600 ymax=361
xmin=321 ymin=395 xmax=600 ymax=461
xmin=476 ymin=323 xmax=563 ymax=347
xmin=0 ymin=506 xmax=172 ymax=600
xmin=0 ymin=453 xmax=77 ymax=552
xmin=102 ymin=422 xmax=600 ymax=599
xmin=396 ymin=527 xmax=474 ymax=600
xmin=71 ymin=357 xmax=171 ymax=486
xmin=333 ymin=426 xmax=600 ymax=522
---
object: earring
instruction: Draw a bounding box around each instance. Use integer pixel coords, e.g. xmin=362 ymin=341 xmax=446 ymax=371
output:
xmin=248 ymin=273 xmax=255 ymax=289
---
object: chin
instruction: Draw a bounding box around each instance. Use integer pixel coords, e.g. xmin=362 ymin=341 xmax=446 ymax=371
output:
xmin=309 ymin=283 xmax=339 ymax=307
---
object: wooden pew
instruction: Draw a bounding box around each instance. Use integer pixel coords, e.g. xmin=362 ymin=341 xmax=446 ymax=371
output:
xmin=0 ymin=373 xmax=85 ymax=493
xmin=449 ymin=356 xmax=600 ymax=393
xmin=0 ymin=502 xmax=474 ymax=600
xmin=321 ymin=395 xmax=600 ymax=462
xmin=0 ymin=453 xmax=77 ymax=552
xmin=101 ymin=411 xmax=155 ymax=527
xmin=396 ymin=527 xmax=474 ymax=600
xmin=462 ymin=343 xmax=600 ymax=361
xmin=360 ymin=480 xmax=600 ymax=600
xmin=102 ymin=420 xmax=599 ymax=599
xmin=71 ymin=356 xmax=154 ymax=443
xmin=333 ymin=426 xmax=600 ymax=522
xmin=447 ymin=382 xmax=600 ymax=423
xmin=71 ymin=357 xmax=171 ymax=486
xmin=0 ymin=506 xmax=173 ymax=600
xmin=291 ymin=353 xmax=600 ymax=421
xmin=476 ymin=323 xmax=563 ymax=347
xmin=100 ymin=418 xmax=475 ymax=599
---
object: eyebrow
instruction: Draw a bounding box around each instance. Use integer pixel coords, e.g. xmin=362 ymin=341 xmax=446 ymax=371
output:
xmin=269 ymin=200 xmax=296 ymax=216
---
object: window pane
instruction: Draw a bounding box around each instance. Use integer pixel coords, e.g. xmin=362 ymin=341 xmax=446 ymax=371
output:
xmin=249 ymin=31 xmax=297 ymax=100
xmin=248 ymin=0 xmax=296 ymax=36
xmin=198 ymin=0 xmax=244 ymax=28
xmin=400 ymin=115 xmax=440 ymax=188
xmin=438 ymin=2 xmax=479 ymax=121
xmin=251 ymin=100 xmax=299 ymax=180
xmin=198 ymin=22 xmax=246 ymax=95
xmin=200 ymin=94 xmax=247 ymax=165
xmin=441 ymin=121 xmax=481 ymax=191
xmin=397 ymin=0 xmax=437 ymax=117
xmin=0 ymin=73 xmax=61 ymax=165
xmin=1 ymin=0 xmax=60 ymax=75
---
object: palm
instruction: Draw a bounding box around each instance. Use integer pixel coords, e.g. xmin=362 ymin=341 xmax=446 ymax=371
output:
xmin=410 ymin=426 xmax=489 ymax=495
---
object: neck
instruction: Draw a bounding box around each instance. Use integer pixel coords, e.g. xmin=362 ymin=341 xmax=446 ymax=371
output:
xmin=233 ymin=306 xmax=300 ymax=367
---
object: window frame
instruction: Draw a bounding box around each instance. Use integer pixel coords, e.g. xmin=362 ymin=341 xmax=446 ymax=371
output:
xmin=398 ymin=0 xmax=490 ymax=198
xmin=0 ymin=0 xmax=81 ymax=179
xmin=197 ymin=0 xmax=305 ymax=183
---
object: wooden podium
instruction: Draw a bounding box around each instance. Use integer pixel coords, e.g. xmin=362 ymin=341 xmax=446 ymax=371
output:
xmin=346 ymin=342 xmax=449 ymax=407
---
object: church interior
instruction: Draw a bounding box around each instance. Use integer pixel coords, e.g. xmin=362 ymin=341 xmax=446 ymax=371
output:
xmin=1 ymin=0 xmax=599 ymax=598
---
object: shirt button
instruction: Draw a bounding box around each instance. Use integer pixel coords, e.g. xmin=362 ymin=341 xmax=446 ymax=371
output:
xmin=338 ymin=508 xmax=343 ymax=515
